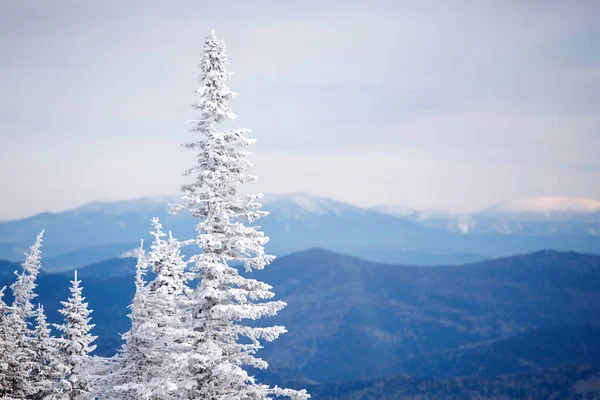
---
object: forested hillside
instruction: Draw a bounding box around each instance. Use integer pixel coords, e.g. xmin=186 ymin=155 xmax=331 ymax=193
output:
xmin=3 ymin=249 xmax=599 ymax=397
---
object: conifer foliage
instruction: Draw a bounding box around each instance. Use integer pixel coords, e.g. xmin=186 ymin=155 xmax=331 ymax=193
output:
xmin=170 ymin=30 xmax=309 ymax=399
xmin=97 ymin=221 xmax=192 ymax=399
xmin=0 ymin=31 xmax=308 ymax=400
xmin=54 ymin=270 xmax=97 ymax=399
xmin=87 ymin=241 xmax=148 ymax=400
xmin=0 ymin=285 xmax=13 ymax=396
xmin=32 ymin=304 xmax=63 ymax=398
xmin=1 ymin=231 xmax=46 ymax=399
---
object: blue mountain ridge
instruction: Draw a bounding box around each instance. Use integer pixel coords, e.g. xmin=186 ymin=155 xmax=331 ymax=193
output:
xmin=1 ymin=248 xmax=599 ymax=394
xmin=1 ymin=194 xmax=600 ymax=271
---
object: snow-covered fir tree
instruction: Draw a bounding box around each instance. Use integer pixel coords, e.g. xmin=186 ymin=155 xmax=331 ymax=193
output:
xmin=32 ymin=304 xmax=64 ymax=399
xmin=170 ymin=30 xmax=309 ymax=399
xmin=54 ymin=270 xmax=97 ymax=399
xmin=85 ymin=240 xmax=148 ymax=399
xmin=138 ymin=218 xmax=193 ymax=397
xmin=0 ymin=285 xmax=12 ymax=396
xmin=97 ymin=222 xmax=192 ymax=399
xmin=90 ymin=241 xmax=148 ymax=399
xmin=146 ymin=217 xmax=190 ymax=298
xmin=1 ymin=231 xmax=45 ymax=399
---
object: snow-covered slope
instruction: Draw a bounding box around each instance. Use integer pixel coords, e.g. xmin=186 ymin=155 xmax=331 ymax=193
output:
xmin=263 ymin=192 xmax=366 ymax=218
xmin=489 ymin=197 xmax=600 ymax=215
xmin=70 ymin=195 xmax=181 ymax=216
xmin=369 ymin=205 xmax=416 ymax=217
xmin=374 ymin=196 xmax=600 ymax=235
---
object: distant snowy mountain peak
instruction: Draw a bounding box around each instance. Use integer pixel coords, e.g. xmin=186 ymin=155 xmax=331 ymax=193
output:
xmin=489 ymin=197 xmax=600 ymax=215
xmin=67 ymin=192 xmax=362 ymax=219
xmin=414 ymin=209 xmax=451 ymax=221
xmin=371 ymin=196 xmax=600 ymax=236
xmin=370 ymin=205 xmax=416 ymax=217
xmin=72 ymin=195 xmax=181 ymax=216
xmin=262 ymin=192 xmax=363 ymax=217
xmin=263 ymin=193 xmax=327 ymax=214
xmin=455 ymin=214 xmax=476 ymax=234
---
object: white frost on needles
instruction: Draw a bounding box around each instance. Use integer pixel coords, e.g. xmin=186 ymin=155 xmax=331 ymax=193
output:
xmin=170 ymin=30 xmax=310 ymax=399
xmin=0 ymin=30 xmax=311 ymax=400
xmin=1 ymin=231 xmax=45 ymax=398
xmin=54 ymin=270 xmax=98 ymax=399
xmin=97 ymin=221 xmax=194 ymax=399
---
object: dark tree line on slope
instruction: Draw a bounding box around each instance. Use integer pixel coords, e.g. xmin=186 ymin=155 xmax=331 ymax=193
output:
xmin=0 ymin=30 xmax=309 ymax=400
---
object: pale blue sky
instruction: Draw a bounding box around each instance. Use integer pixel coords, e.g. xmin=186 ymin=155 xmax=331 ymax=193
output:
xmin=1 ymin=0 xmax=599 ymax=219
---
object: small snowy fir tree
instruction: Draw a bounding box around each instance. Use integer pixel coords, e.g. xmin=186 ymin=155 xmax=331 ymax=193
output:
xmin=140 ymin=218 xmax=193 ymax=397
xmin=32 ymin=304 xmax=64 ymax=399
xmin=1 ymin=231 xmax=45 ymax=398
xmin=99 ymin=220 xmax=192 ymax=399
xmin=54 ymin=270 xmax=98 ymax=399
xmin=96 ymin=225 xmax=192 ymax=399
xmin=170 ymin=30 xmax=309 ymax=399
xmin=146 ymin=217 xmax=190 ymax=298
xmin=90 ymin=241 xmax=148 ymax=399
xmin=87 ymin=241 xmax=147 ymax=399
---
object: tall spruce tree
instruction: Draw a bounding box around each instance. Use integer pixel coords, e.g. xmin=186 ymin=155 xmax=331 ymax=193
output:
xmin=1 ymin=231 xmax=45 ymax=398
xmin=54 ymin=271 xmax=97 ymax=399
xmin=170 ymin=30 xmax=309 ymax=399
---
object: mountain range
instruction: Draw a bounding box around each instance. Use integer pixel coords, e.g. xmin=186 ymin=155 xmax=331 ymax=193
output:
xmin=379 ymin=196 xmax=600 ymax=236
xmin=1 ymin=194 xmax=599 ymax=272
xmin=1 ymin=248 xmax=599 ymax=398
